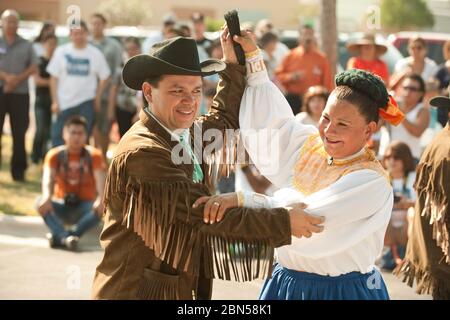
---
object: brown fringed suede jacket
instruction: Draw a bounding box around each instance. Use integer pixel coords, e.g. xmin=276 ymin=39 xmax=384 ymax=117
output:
xmin=91 ymin=63 xmax=292 ymax=300
xmin=395 ymin=123 xmax=450 ymax=299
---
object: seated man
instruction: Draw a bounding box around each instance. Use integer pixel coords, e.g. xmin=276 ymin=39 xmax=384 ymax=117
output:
xmin=36 ymin=115 xmax=106 ymax=250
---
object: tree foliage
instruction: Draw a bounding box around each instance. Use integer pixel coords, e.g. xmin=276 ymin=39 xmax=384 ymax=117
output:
xmin=381 ymin=0 xmax=434 ymax=31
xmin=205 ymin=18 xmax=224 ymax=32
xmin=98 ymin=0 xmax=152 ymax=26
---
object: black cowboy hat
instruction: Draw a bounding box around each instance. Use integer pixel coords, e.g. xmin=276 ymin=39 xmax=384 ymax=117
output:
xmin=430 ymin=96 xmax=450 ymax=126
xmin=430 ymin=96 xmax=450 ymax=108
xmin=122 ymin=37 xmax=226 ymax=90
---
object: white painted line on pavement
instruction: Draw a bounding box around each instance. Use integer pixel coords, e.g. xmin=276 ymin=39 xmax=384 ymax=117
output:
xmin=0 ymin=213 xmax=43 ymax=225
xmin=0 ymin=234 xmax=48 ymax=248
xmin=0 ymin=246 xmax=33 ymax=257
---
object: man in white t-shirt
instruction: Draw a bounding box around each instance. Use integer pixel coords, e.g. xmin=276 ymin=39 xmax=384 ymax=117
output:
xmin=47 ymin=20 xmax=110 ymax=147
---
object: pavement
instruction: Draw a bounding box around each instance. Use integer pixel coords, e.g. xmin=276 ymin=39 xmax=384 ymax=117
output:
xmin=0 ymin=213 xmax=432 ymax=300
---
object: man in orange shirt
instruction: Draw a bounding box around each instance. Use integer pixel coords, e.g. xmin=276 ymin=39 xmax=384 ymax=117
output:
xmin=36 ymin=115 xmax=106 ymax=250
xmin=275 ymin=25 xmax=333 ymax=115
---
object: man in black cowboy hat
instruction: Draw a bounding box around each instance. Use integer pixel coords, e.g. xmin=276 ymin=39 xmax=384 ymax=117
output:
xmin=396 ymin=95 xmax=450 ymax=299
xmin=91 ymin=28 xmax=324 ymax=299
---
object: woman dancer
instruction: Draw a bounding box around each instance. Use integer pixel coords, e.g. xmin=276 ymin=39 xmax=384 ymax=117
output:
xmin=195 ymin=38 xmax=404 ymax=300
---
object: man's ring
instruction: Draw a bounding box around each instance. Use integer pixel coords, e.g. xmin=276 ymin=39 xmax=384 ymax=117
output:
xmin=213 ymin=202 xmax=220 ymax=207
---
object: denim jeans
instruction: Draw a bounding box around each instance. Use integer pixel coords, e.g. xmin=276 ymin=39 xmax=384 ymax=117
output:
xmin=31 ymin=94 xmax=52 ymax=163
xmin=42 ymin=198 xmax=100 ymax=245
xmin=51 ymin=100 xmax=94 ymax=147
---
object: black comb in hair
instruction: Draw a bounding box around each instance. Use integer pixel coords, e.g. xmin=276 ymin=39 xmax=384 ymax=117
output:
xmin=224 ymin=10 xmax=246 ymax=66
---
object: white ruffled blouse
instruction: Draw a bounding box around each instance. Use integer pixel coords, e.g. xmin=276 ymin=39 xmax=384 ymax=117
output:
xmin=238 ymin=51 xmax=393 ymax=276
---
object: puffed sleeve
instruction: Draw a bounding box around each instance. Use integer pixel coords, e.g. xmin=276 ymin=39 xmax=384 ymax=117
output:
xmin=239 ymin=51 xmax=317 ymax=188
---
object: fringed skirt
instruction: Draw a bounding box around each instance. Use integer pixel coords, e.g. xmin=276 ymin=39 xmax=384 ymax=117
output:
xmin=259 ymin=264 xmax=390 ymax=300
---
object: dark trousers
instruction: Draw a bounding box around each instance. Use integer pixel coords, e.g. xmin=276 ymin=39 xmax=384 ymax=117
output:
xmin=0 ymin=91 xmax=30 ymax=180
xmin=31 ymin=94 xmax=51 ymax=163
xmin=285 ymin=93 xmax=303 ymax=115
xmin=115 ymin=107 xmax=136 ymax=138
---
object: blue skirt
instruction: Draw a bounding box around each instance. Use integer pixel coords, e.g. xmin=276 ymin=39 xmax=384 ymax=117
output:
xmin=259 ymin=264 xmax=390 ymax=300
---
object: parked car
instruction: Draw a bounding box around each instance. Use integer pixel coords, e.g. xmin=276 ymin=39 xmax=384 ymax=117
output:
xmin=278 ymin=31 xmax=404 ymax=75
xmin=388 ymin=31 xmax=450 ymax=65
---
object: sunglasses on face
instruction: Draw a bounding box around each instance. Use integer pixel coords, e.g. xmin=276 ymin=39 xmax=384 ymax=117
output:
xmin=402 ymin=86 xmax=422 ymax=92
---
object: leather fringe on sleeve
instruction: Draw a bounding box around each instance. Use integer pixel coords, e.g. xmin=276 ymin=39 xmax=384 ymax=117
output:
xmin=103 ymin=151 xmax=275 ymax=282
xmin=394 ymin=159 xmax=450 ymax=296
xmin=202 ymin=235 xmax=274 ymax=282
xmin=394 ymin=260 xmax=433 ymax=295
xmin=414 ymin=160 xmax=449 ymax=263
xmin=201 ymin=125 xmax=241 ymax=191
xmin=394 ymin=260 xmax=450 ymax=297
